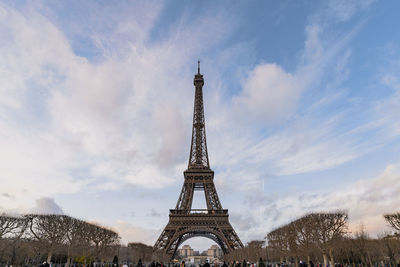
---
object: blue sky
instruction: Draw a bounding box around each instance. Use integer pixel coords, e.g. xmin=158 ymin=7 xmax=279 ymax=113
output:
xmin=1 ymin=0 xmax=400 ymax=250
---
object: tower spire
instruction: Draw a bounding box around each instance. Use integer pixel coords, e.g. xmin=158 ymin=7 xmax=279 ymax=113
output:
xmin=198 ymin=60 xmax=200 ymax=74
xmin=188 ymin=62 xmax=209 ymax=169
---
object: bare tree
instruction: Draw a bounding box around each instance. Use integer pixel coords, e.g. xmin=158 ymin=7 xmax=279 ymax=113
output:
xmin=266 ymin=225 xmax=291 ymax=263
xmin=291 ymin=215 xmax=316 ymax=262
xmin=0 ymin=214 xmax=28 ymax=264
xmin=247 ymin=240 xmax=265 ymax=261
xmin=382 ymin=212 xmax=400 ymax=264
xmin=307 ymin=212 xmax=348 ymax=267
xmin=62 ymin=216 xmax=93 ymax=266
xmin=128 ymin=242 xmax=153 ymax=263
xmin=265 ymin=211 xmax=348 ymax=266
xmin=0 ymin=213 xmax=123 ymax=265
xmin=378 ymin=232 xmax=400 ymax=265
xmin=90 ymin=223 xmax=120 ymax=261
xmin=25 ymin=214 xmax=69 ymax=262
xmin=0 ymin=214 xmax=27 ymax=239
xmin=384 ymin=213 xmax=400 ymax=234
xmin=350 ymin=224 xmax=373 ymax=267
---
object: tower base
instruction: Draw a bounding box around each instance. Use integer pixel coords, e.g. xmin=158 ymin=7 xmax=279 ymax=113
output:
xmin=154 ymin=209 xmax=243 ymax=258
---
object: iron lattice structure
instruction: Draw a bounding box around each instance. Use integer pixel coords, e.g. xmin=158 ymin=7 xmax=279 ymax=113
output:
xmin=154 ymin=63 xmax=244 ymax=258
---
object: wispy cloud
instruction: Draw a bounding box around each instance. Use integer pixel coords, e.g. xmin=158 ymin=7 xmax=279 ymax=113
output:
xmin=0 ymin=2 xmax=236 ymax=212
xmin=236 ymin=161 xmax=400 ymax=240
xmin=207 ymin=0 xmax=393 ymax=185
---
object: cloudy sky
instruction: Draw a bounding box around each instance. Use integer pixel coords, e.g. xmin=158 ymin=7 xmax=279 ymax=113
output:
xmin=1 ymin=0 xmax=400 ymax=250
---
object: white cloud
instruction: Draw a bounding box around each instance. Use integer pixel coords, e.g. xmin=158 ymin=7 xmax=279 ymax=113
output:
xmin=30 ymin=197 xmax=64 ymax=215
xmin=114 ymin=221 xmax=160 ymax=245
xmin=233 ymin=63 xmax=300 ymax=124
xmin=230 ymin=11 xmax=344 ymax=126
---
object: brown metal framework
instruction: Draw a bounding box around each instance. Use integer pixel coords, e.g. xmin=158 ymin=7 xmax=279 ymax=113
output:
xmin=154 ymin=62 xmax=243 ymax=258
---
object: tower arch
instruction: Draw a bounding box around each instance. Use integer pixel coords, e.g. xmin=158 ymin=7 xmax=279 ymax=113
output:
xmin=171 ymin=230 xmax=228 ymax=255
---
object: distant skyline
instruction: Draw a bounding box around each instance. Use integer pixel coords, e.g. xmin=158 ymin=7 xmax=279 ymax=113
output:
xmin=1 ymin=0 xmax=400 ymax=251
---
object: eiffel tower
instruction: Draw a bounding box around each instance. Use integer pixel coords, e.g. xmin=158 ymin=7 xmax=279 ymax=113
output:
xmin=154 ymin=62 xmax=243 ymax=258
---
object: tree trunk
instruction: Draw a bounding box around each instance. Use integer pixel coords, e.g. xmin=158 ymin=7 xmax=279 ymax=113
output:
xmin=367 ymin=252 xmax=372 ymax=267
xmin=329 ymin=248 xmax=334 ymax=267
xmin=323 ymin=254 xmax=328 ymax=267
xmin=10 ymin=244 xmax=16 ymax=265
xmin=47 ymin=251 xmax=52 ymax=263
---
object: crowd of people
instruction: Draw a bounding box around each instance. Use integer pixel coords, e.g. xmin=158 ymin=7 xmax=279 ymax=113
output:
xmin=146 ymin=258 xmax=265 ymax=267
xmin=2 ymin=259 xmax=394 ymax=267
xmin=141 ymin=259 xmax=371 ymax=267
xmin=9 ymin=258 xmax=383 ymax=267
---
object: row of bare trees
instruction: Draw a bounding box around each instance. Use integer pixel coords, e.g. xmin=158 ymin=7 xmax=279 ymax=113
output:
xmin=5 ymin=211 xmax=400 ymax=266
xmin=0 ymin=213 xmax=120 ymax=265
xmin=226 ymin=212 xmax=400 ymax=267
xmin=265 ymin=211 xmax=348 ymax=266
